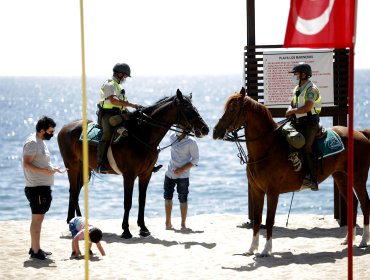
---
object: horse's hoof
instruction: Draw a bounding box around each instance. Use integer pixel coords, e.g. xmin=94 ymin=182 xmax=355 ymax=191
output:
xmin=236 ymin=221 xmax=266 ymax=229
xmin=139 ymin=230 xmax=151 ymax=237
xmin=258 ymin=253 xmax=271 ymax=258
xmin=358 ymin=241 xmax=368 ymax=248
xmin=121 ymin=232 xmax=133 ymax=239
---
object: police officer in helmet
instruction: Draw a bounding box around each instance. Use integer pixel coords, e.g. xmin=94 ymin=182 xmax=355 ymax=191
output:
xmin=285 ymin=63 xmax=321 ymax=191
xmin=96 ymin=63 xmax=142 ymax=173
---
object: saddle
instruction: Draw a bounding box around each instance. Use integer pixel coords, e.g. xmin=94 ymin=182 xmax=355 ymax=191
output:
xmin=79 ymin=122 xmax=124 ymax=174
xmin=79 ymin=122 xmax=103 ymax=145
xmin=78 ymin=122 xmax=124 ymax=145
xmin=314 ymin=124 xmax=327 ymax=140
xmin=314 ymin=127 xmax=345 ymax=159
xmin=283 ymin=123 xmax=344 ymax=158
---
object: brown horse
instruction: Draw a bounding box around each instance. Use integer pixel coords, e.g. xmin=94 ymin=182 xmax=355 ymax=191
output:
xmin=58 ymin=89 xmax=209 ymax=238
xmin=213 ymin=87 xmax=370 ymax=256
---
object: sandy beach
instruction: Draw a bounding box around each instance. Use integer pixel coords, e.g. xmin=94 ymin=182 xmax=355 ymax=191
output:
xmin=0 ymin=214 xmax=369 ymax=280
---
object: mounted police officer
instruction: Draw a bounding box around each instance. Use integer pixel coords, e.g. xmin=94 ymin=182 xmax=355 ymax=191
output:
xmin=285 ymin=63 xmax=321 ymax=191
xmin=96 ymin=63 xmax=143 ymax=174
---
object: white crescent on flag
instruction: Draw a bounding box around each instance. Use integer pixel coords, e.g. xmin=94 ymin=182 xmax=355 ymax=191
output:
xmin=295 ymin=0 xmax=335 ymax=35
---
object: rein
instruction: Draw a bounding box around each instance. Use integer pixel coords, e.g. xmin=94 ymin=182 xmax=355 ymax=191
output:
xmin=128 ymin=99 xmax=197 ymax=152
xmin=226 ymin=119 xmax=290 ymax=165
xmin=224 ymin=118 xmax=290 ymax=142
xmin=138 ymin=112 xmax=195 ymax=137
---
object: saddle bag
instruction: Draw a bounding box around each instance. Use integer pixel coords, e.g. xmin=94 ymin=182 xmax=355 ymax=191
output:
xmin=282 ymin=123 xmax=305 ymax=149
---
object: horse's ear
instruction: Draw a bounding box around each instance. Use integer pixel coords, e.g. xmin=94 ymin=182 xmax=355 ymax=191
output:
xmin=189 ymin=92 xmax=192 ymax=100
xmin=240 ymin=87 xmax=246 ymax=97
xmin=176 ymin=89 xmax=184 ymax=101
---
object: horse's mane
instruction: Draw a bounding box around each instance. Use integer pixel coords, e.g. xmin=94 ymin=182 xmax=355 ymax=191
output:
xmin=130 ymin=94 xmax=192 ymax=122
xmin=142 ymin=96 xmax=175 ymax=116
xmin=137 ymin=94 xmax=192 ymax=116
xmin=225 ymin=92 xmax=277 ymax=129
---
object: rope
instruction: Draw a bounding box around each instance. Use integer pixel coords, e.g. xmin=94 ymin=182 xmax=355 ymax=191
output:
xmin=286 ymin=192 xmax=295 ymax=227
xmin=79 ymin=1 xmax=90 ymax=278
xmin=158 ymin=136 xmax=181 ymax=152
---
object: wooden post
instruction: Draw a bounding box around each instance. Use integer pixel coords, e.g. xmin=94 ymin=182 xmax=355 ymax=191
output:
xmin=246 ymin=0 xmax=256 ymax=222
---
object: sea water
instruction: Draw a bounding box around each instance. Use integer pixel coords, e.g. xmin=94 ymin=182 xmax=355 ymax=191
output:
xmin=0 ymin=72 xmax=369 ymax=221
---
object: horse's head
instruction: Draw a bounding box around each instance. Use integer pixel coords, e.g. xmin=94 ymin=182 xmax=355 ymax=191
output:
xmin=213 ymin=87 xmax=246 ymax=140
xmin=174 ymin=89 xmax=209 ymax=138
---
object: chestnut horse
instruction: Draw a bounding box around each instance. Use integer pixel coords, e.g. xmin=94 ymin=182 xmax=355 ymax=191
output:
xmin=213 ymin=87 xmax=370 ymax=256
xmin=58 ymin=89 xmax=209 ymax=238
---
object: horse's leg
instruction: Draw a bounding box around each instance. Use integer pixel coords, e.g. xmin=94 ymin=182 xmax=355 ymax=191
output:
xmin=353 ymin=172 xmax=370 ymax=247
xmin=76 ymin=169 xmax=92 ymax=217
xmin=66 ymin=162 xmax=83 ymax=223
xmin=260 ymin=192 xmax=279 ymax=257
xmin=247 ymin=186 xmax=265 ymax=255
xmin=332 ymin=172 xmax=357 ymax=245
xmin=74 ymin=168 xmax=84 ymax=217
xmin=137 ymin=174 xmax=152 ymax=237
xmin=121 ymin=173 xmax=135 ymax=239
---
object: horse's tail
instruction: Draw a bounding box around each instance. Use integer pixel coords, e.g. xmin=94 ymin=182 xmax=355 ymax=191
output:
xmin=360 ymin=129 xmax=370 ymax=140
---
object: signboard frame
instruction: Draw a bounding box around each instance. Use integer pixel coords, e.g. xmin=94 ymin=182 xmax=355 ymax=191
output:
xmin=263 ymin=50 xmax=334 ymax=108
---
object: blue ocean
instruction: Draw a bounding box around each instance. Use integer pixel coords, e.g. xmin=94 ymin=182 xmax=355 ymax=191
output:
xmin=1 ymin=72 xmax=369 ymax=221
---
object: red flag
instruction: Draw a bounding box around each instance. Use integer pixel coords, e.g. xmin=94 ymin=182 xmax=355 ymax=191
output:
xmin=284 ymin=0 xmax=356 ymax=48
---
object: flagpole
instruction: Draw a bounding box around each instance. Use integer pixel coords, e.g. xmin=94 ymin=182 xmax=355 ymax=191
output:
xmin=79 ymin=0 xmax=90 ymax=279
xmin=347 ymin=0 xmax=358 ymax=278
xmin=347 ymin=45 xmax=354 ymax=280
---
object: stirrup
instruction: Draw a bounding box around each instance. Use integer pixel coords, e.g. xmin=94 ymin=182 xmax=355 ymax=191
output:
xmin=113 ymin=135 xmax=123 ymax=144
xmin=152 ymin=164 xmax=163 ymax=173
xmin=114 ymin=127 xmax=128 ymax=144
xmin=288 ymin=152 xmax=302 ymax=172
xmin=117 ymin=127 xmax=128 ymax=137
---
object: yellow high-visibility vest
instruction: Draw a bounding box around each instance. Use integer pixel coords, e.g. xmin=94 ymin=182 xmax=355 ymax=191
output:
xmin=100 ymin=78 xmax=128 ymax=111
xmin=292 ymin=81 xmax=321 ymax=118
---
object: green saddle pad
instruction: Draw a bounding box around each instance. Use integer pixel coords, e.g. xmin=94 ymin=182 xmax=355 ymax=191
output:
xmin=314 ymin=129 xmax=345 ymax=159
xmin=79 ymin=122 xmax=102 ymax=145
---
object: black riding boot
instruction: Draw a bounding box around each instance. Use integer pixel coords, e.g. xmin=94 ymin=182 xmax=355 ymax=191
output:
xmin=97 ymin=141 xmax=109 ymax=173
xmin=303 ymin=153 xmax=318 ymax=191
xmin=152 ymin=164 xmax=163 ymax=173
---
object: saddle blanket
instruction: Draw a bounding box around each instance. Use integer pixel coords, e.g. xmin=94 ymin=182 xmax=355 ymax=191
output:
xmin=315 ymin=128 xmax=345 ymax=159
xmin=79 ymin=122 xmax=122 ymax=174
xmin=79 ymin=122 xmax=102 ymax=145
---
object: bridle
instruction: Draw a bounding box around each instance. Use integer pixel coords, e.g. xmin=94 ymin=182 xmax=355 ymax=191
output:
xmin=224 ymin=119 xmax=289 ymax=143
xmin=220 ymin=98 xmax=289 ymax=164
xmin=137 ymin=97 xmax=204 ymax=134
xmin=129 ymin=96 xmax=203 ymax=152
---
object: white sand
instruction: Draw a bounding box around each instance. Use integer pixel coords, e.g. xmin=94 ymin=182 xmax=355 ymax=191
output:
xmin=0 ymin=214 xmax=369 ymax=280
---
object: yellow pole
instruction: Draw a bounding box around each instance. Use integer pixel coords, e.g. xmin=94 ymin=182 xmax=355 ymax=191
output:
xmin=79 ymin=0 xmax=89 ymax=279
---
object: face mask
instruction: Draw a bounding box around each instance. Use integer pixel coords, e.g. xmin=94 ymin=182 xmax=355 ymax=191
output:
xmin=120 ymin=75 xmax=128 ymax=84
xmin=44 ymin=132 xmax=54 ymax=140
xmin=292 ymin=75 xmax=299 ymax=85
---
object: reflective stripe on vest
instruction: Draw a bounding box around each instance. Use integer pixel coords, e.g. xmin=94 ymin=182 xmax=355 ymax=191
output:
xmin=100 ymin=79 xmax=128 ymax=111
xmin=292 ymin=81 xmax=321 ymax=118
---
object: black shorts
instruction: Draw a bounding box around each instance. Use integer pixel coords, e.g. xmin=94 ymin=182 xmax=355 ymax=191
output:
xmin=25 ymin=186 xmax=52 ymax=214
